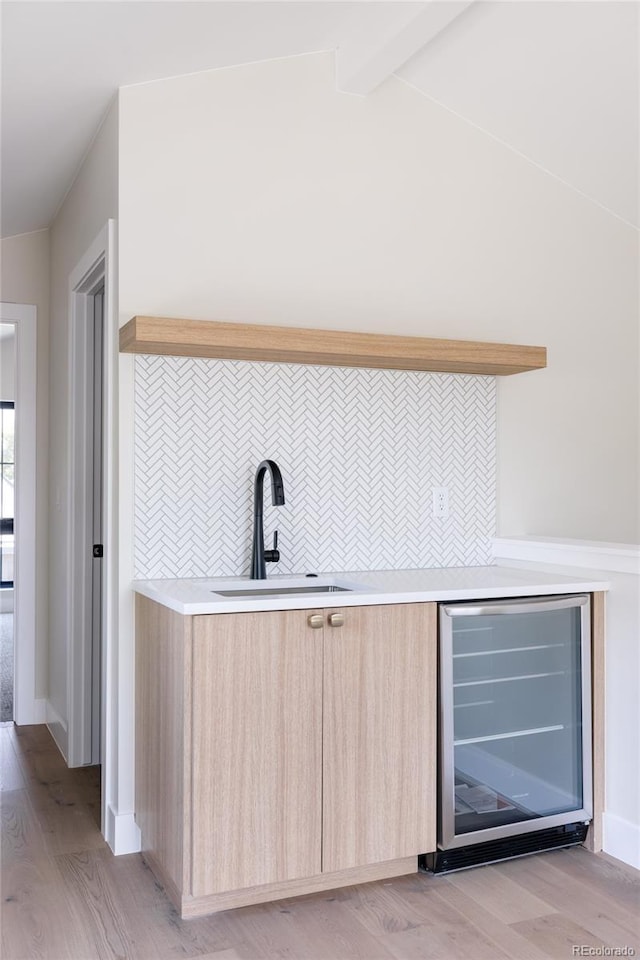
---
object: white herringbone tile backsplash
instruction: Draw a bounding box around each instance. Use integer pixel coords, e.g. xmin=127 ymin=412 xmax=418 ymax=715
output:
xmin=134 ymin=357 xmax=496 ymax=579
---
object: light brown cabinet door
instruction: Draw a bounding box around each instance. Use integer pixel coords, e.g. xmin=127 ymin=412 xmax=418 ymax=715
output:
xmin=191 ymin=610 xmax=322 ymax=895
xmin=323 ymin=603 xmax=437 ymax=872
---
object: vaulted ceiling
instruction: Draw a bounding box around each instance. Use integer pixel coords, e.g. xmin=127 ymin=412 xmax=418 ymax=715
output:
xmin=1 ymin=1 xmax=637 ymax=239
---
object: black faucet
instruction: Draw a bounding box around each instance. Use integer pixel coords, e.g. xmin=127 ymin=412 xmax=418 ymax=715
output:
xmin=250 ymin=460 xmax=285 ymax=579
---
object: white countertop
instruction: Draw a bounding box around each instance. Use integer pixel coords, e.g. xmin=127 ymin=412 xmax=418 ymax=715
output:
xmin=133 ymin=564 xmax=610 ymax=615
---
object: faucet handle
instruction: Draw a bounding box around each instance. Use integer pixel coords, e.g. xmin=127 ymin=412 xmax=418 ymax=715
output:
xmin=264 ymin=530 xmax=280 ymax=564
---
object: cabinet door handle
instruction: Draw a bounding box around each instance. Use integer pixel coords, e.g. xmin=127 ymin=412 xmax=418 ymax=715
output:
xmin=328 ymin=613 xmax=344 ymax=628
xmin=307 ymin=614 xmax=324 ymax=629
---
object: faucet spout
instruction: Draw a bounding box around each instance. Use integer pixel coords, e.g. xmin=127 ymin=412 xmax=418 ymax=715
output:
xmin=250 ymin=460 xmax=285 ymax=579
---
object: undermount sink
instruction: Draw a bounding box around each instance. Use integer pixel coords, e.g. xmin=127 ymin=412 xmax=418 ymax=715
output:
xmin=213 ymin=584 xmax=352 ymax=598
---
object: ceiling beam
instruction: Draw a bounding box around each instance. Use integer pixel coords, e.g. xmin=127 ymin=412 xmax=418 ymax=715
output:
xmin=336 ymin=1 xmax=474 ymax=97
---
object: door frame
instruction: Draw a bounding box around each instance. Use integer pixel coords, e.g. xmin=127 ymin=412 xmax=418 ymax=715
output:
xmin=67 ymin=223 xmax=116 ymax=833
xmin=0 ymin=302 xmax=39 ymax=725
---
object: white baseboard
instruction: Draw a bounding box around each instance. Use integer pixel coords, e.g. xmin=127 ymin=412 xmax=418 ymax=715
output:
xmin=32 ymin=698 xmax=47 ymax=723
xmin=0 ymin=589 xmax=13 ymax=613
xmin=13 ymin=697 xmax=47 ymax=726
xmin=493 ymin=537 xmax=640 ymax=575
xmin=603 ymin=812 xmax=640 ymax=870
xmin=45 ymin=700 xmax=68 ymax=761
xmin=105 ymin=804 xmax=142 ymax=855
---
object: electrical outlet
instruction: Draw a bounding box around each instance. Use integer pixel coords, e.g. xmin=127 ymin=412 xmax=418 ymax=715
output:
xmin=432 ymin=486 xmax=449 ymax=519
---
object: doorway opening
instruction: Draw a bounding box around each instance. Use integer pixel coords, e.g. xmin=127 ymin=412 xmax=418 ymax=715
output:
xmin=89 ymin=284 xmax=104 ymax=764
xmin=0 ymin=326 xmax=15 ymax=722
xmin=0 ymin=303 xmax=37 ymax=729
xmin=66 ymin=222 xmax=122 ymax=849
xmin=69 ymin=265 xmax=106 ymax=769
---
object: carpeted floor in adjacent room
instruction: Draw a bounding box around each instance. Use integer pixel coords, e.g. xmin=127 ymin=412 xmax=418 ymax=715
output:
xmin=0 ymin=613 xmax=13 ymax=722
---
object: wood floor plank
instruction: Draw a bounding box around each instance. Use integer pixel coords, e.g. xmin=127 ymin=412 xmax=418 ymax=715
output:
xmin=4 ymin=723 xmax=100 ymax=821
xmin=194 ymin=952 xmax=244 ymax=960
xmin=381 ymin=916 xmax=511 ymax=960
xmin=1 ymin=729 xmax=26 ymax=791
xmin=446 ymin=861 xmax=557 ymax=923
xmin=1 ymin=788 xmax=98 ymax=960
xmin=10 ymin=724 xmax=52 ymax=752
xmin=1 ymin=858 xmax=92 ymax=960
xmin=1 ymin=788 xmax=44 ymax=866
xmin=20 ymin=768 xmax=107 ymax=857
xmin=324 ymin=876 xmax=431 ymax=935
xmin=218 ymin=891 xmax=398 ymax=959
xmin=369 ymin=876 xmax=512 ymax=960
xmin=94 ymin=849 xmax=239 ymax=960
xmin=3 ymin=724 xmax=640 ymax=960
xmin=14 ymin=729 xmax=79 ymax=786
xmin=432 ymin=878 xmax=552 ymax=960
xmin=496 ymin=851 xmax=640 ymax=947
xmin=15 ymin=723 xmax=52 ymax=741
xmin=54 ymin=849 xmax=137 ymax=959
xmin=552 ymin=847 xmax=640 ymax=914
xmin=8 ymin=724 xmax=59 ymax=776
xmin=598 ymin=850 xmax=640 ymax=878
xmin=286 ymin=890 xmax=400 ymax=959
xmin=510 ymin=914 xmax=609 ymax=958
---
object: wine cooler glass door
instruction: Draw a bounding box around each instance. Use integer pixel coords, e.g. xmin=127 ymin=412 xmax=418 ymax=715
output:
xmin=439 ymin=595 xmax=592 ymax=849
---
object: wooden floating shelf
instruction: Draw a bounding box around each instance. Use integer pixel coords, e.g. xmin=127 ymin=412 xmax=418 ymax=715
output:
xmin=120 ymin=316 xmax=547 ymax=376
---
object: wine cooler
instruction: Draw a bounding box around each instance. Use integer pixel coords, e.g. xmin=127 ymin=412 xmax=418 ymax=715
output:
xmin=426 ymin=594 xmax=592 ymax=873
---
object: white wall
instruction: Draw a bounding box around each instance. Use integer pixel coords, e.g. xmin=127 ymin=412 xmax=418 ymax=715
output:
xmin=48 ymin=100 xmax=118 ymax=754
xmin=118 ymin=52 xmax=639 ymax=547
xmin=493 ymin=538 xmax=640 ymax=870
xmin=116 ymin=51 xmax=639 ymax=859
xmin=0 ymin=327 xmax=15 ymax=398
xmin=0 ymin=229 xmax=50 ymax=696
xmin=398 ymin=0 xmax=639 ymax=226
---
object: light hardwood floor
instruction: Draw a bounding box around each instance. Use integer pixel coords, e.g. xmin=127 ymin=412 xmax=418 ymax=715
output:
xmin=2 ymin=723 xmax=639 ymax=960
